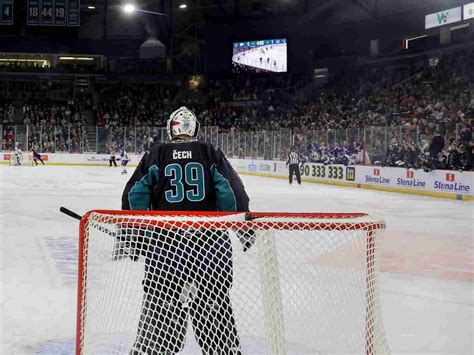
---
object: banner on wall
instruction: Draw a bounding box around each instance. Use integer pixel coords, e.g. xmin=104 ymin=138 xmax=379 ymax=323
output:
xmin=464 ymin=2 xmax=474 ymax=20
xmin=229 ymin=159 xmax=473 ymax=198
xmin=0 ymin=152 xmax=144 ymax=165
xmin=425 ymin=7 xmax=462 ymax=29
xmin=2 ymin=152 xmax=49 ymax=161
xmin=352 ymin=166 xmax=471 ymax=195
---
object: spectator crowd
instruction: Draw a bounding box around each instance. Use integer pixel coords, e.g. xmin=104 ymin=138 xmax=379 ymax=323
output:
xmin=1 ymin=46 xmax=472 ymax=171
xmin=22 ymin=100 xmax=90 ymax=153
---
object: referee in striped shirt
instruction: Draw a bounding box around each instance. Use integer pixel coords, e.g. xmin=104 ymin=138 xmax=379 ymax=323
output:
xmin=286 ymin=146 xmax=302 ymax=185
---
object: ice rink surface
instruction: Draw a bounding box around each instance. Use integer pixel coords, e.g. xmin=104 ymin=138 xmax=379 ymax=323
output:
xmin=1 ymin=165 xmax=473 ymax=354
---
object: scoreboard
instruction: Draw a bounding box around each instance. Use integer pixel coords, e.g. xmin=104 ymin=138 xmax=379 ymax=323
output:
xmin=0 ymin=0 xmax=13 ymax=25
xmin=27 ymin=0 xmax=80 ymax=26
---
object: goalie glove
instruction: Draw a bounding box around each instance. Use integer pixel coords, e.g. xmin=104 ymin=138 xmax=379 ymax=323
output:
xmin=235 ymin=228 xmax=256 ymax=252
xmin=235 ymin=212 xmax=256 ymax=252
xmin=112 ymin=234 xmax=141 ymax=261
xmin=220 ymin=213 xmax=257 ymax=252
xmin=112 ymin=225 xmax=147 ymax=262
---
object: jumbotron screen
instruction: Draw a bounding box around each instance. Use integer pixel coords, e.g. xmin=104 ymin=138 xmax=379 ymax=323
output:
xmin=232 ymin=38 xmax=287 ymax=73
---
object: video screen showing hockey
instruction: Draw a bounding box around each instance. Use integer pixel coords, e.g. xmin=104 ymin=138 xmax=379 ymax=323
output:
xmin=232 ymin=39 xmax=287 ymax=73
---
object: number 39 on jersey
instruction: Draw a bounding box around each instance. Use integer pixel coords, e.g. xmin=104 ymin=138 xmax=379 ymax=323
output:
xmin=164 ymin=163 xmax=205 ymax=203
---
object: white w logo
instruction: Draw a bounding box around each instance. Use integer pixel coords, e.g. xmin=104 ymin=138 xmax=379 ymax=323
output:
xmin=437 ymin=11 xmax=448 ymax=24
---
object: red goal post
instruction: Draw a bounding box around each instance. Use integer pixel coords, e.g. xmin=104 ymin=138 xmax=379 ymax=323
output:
xmin=77 ymin=211 xmax=389 ymax=354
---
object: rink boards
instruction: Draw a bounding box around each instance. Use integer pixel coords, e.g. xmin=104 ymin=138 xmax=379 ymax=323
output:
xmin=231 ymin=159 xmax=473 ymax=201
xmin=1 ymin=152 xmax=472 ymax=200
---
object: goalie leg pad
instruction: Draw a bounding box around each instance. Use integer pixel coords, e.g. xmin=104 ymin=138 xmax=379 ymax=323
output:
xmin=132 ymin=291 xmax=189 ymax=354
xmin=188 ymin=230 xmax=241 ymax=353
xmin=134 ymin=229 xmax=195 ymax=353
xmin=192 ymin=229 xmax=234 ymax=291
xmin=189 ymin=295 xmax=242 ymax=354
xmin=135 ymin=228 xmax=239 ymax=353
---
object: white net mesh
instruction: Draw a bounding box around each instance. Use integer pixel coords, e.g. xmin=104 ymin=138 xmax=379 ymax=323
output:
xmin=77 ymin=211 xmax=389 ymax=355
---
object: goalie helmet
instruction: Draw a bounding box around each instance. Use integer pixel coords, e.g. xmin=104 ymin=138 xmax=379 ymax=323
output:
xmin=167 ymin=107 xmax=200 ymax=140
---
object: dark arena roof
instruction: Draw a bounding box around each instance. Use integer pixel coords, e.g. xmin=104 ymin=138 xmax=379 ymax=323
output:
xmin=0 ymin=0 xmax=470 ymax=75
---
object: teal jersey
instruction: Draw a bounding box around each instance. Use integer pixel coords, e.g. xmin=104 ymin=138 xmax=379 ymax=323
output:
xmin=122 ymin=140 xmax=249 ymax=212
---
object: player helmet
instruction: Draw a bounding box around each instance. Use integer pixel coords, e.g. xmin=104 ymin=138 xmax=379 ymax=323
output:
xmin=167 ymin=106 xmax=200 ymax=140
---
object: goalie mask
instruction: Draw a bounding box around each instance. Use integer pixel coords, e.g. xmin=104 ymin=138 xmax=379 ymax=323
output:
xmin=167 ymin=107 xmax=200 ymax=140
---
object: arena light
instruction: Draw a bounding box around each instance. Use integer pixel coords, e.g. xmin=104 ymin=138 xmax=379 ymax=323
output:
xmin=122 ymin=4 xmax=167 ymax=16
xmin=450 ymin=23 xmax=469 ymax=31
xmin=403 ymin=34 xmax=427 ymax=49
xmin=123 ymin=4 xmax=136 ymax=13
xmin=179 ymin=4 xmax=187 ymax=9
xmin=59 ymin=57 xmax=95 ymax=61
xmin=0 ymin=58 xmax=37 ymax=62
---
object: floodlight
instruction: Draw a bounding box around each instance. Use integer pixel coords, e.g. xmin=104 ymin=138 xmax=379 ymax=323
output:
xmin=123 ymin=4 xmax=136 ymax=13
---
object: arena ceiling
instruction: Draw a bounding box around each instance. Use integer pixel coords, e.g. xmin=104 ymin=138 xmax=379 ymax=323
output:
xmin=0 ymin=0 xmax=469 ymax=68
xmin=1 ymin=1 xmax=466 ymax=40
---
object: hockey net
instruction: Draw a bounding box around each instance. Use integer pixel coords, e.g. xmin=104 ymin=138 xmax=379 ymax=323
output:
xmin=77 ymin=211 xmax=389 ymax=355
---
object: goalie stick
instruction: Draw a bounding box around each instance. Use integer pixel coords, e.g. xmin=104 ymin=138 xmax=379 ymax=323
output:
xmin=60 ymin=207 xmax=256 ymax=256
xmin=60 ymin=206 xmax=118 ymax=239
xmin=60 ymin=207 xmax=137 ymax=260
xmin=60 ymin=207 xmax=82 ymax=221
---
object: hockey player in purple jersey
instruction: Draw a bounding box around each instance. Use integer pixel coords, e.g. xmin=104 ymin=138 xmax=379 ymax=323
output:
xmin=32 ymin=148 xmax=45 ymax=166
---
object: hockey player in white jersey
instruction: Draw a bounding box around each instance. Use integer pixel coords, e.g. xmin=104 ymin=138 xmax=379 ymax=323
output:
xmin=12 ymin=143 xmax=23 ymax=166
xmin=119 ymin=149 xmax=130 ymax=174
